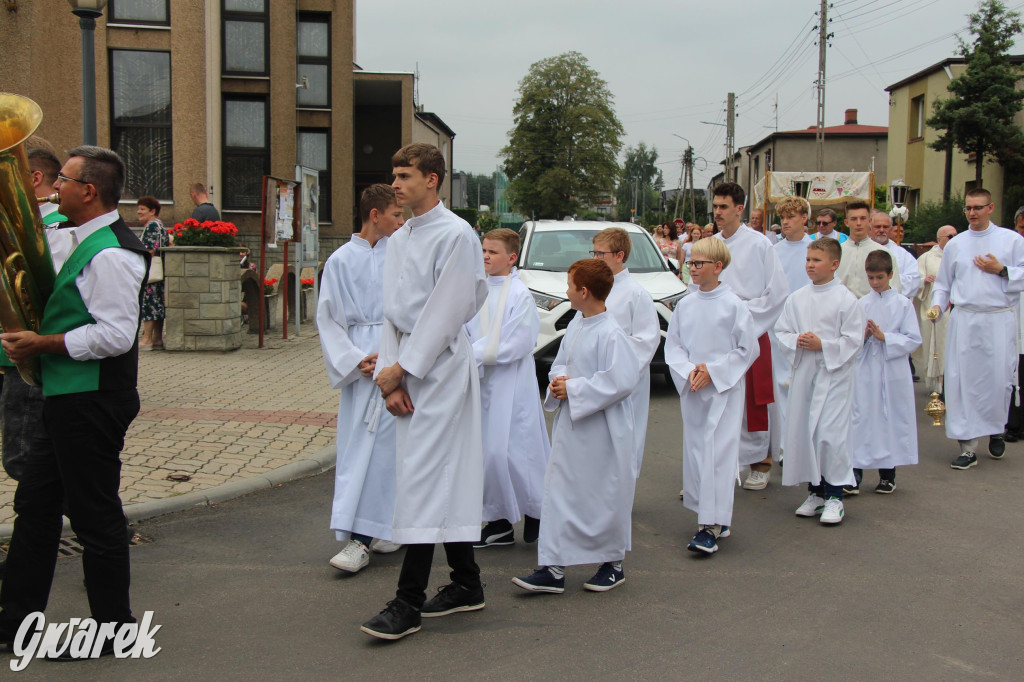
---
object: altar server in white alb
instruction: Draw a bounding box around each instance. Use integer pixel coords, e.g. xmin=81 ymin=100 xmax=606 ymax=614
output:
xmin=711 ymin=183 xmax=789 ymax=491
xmin=513 ymin=259 xmax=639 ymax=594
xmin=775 ymin=238 xmax=865 ymax=525
xmin=589 ymin=227 xmax=659 ymax=476
xmin=361 ymin=144 xmax=488 ymax=641
xmin=317 ymin=184 xmax=405 ymax=574
xmin=849 ymin=250 xmax=922 ymax=495
xmin=914 ymin=225 xmax=956 ymax=392
xmin=928 ymin=187 xmax=1024 ymax=470
xmin=467 ymin=229 xmax=550 ymax=549
xmin=768 ymin=196 xmax=813 ymax=463
xmin=666 ymin=238 xmax=758 ymax=556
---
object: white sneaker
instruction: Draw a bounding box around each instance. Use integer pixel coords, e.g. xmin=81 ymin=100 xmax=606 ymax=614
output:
xmin=679 ymin=489 xmax=685 ymax=499
xmin=743 ymin=469 xmax=770 ymax=490
xmin=370 ymin=539 xmax=403 ymax=554
xmin=794 ymin=494 xmax=826 ymax=517
xmin=820 ymin=498 xmax=845 ymax=525
xmin=329 ymin=540 xmax=369 ymax=572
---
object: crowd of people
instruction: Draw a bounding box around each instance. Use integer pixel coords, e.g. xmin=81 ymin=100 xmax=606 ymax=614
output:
xmin=314 ymin=141 xmax=1024 ymax=643
xmin=1 ymin=137 xmax=1018 ymax=652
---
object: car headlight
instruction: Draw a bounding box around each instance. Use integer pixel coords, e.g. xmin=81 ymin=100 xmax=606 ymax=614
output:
xmin=531 ymin=290 xmax=566 ymax=311
xmin=658 ymin=291 xmax=687 ymax=311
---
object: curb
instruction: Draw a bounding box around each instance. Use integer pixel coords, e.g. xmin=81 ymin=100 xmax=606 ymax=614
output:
xmin=0 ymin=443 xmax=337 ymax=540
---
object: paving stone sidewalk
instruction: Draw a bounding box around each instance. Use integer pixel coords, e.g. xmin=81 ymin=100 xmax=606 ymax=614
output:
xmin=0 ymin=331 xmax=338 ymax=525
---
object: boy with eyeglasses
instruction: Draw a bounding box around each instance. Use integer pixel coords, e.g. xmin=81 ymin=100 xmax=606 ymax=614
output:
xmin=666 ymin=238 xmax=758 ymax=554
xmin=587 ymin=228 xmax=660 ymax=477
xmin=928 ymin=187 xmax=1024 ymax=469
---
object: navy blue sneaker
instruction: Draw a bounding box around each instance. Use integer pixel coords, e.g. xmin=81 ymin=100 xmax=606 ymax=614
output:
xmin=719 ymin=525 xmax=731 ymax=538
xmin=583 ymin=563 xmax=625 ymax=592
xmin=512 ymin=567 xmax=565 ymax=593
xmin=687 ymin=529 xmax=718 ymax=554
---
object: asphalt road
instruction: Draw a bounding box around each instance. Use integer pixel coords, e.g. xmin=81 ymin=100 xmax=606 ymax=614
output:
xmin=3 ymin=380 xmax=1023 ymax=680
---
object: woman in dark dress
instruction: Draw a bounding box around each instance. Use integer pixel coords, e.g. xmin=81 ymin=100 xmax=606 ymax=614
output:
xmin=137 ymin=195 xmax=169 ymax=350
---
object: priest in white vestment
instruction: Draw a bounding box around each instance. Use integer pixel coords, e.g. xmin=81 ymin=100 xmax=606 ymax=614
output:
xmin=914 ymin=226 xmax=955 ymax=390
xmin=928 ymin=189 xmax=1024 ymax=470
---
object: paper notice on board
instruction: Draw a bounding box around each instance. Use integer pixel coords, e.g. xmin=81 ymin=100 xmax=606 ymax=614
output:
xmin=276 ymin=183 xmax=295 ymax=241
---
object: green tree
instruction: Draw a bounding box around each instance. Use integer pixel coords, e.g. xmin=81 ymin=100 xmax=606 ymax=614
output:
xmin=501 ymin=52 xmax=624 ymax=218
xmin=927 ymin=0 xmax=1024 ymax=186
xmin=461 ymin=172 xmax=496 ymax=210
xmin=616 ymin=143 xmax=664 ymax=222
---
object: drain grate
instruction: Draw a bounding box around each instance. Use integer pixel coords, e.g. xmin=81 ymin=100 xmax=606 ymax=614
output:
xmin=0 ymin=532 xmax=153 ymax=562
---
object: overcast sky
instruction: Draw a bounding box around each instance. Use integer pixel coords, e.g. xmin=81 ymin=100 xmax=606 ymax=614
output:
xmin=356 ymin=0 xmax=1020 ymax=189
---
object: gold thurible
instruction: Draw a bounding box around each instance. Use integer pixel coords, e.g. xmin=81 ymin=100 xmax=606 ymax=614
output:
xmin=925 ymin=392 xmax=946 ymax=427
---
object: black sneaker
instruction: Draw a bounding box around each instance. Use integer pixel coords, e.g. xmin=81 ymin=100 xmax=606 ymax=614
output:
xmin=474 ymin=520 xmax=514 ymax=548
xmin=989 ymin=435 xmax=1006 ymax=459
xmin=360 ymin=600 xmax=421 ymax=640
xmin=420 ymin=582 xmax=485 ymax=618
xmin=842 ymin=484 xmax=860 ymax=496
xmin=523 ymin=515 xmax=540 ymax=544
xmin=951 ymin=452 xmax=978 ymax=470
xmin=1005 ymin=431 xmax=1021 ymax=443
xmin=874 ymin=479 xmax=896 ymax=494
xmin=512 ymin=567 xmax=565 ymax=593
xmin=583 ymin=563 xmax=625 ymax=592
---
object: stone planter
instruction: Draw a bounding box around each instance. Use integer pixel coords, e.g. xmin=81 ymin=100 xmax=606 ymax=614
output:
xmin=163 ymin=246 xmax=242 ymax=351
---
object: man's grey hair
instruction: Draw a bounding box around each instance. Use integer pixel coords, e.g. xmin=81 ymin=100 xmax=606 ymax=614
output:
xmin=66 ymin=145 xmax=125 ymax=208
xmin=871 ymin=209 xmax=892 ymax=225
xmin=1014 ymin=205 xmax=1024 ymax=222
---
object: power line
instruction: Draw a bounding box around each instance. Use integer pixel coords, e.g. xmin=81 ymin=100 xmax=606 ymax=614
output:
xmin=738 ymin=16 xmax=817 ymax=98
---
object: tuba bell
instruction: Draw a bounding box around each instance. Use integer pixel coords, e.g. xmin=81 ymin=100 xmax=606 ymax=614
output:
xmin=0 ymin=93 xmax=57 ymax=386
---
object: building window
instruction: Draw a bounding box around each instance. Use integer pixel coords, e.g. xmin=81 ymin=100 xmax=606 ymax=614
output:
xmin=296 ymin=14 xmax=330 ymax=108
xmin=910 ymin=95 xmax=925 ymax=140
xmin=297 ymin=129 xmax=330 ymax=220
xmin=223 ymin=96 xmax=269 ymax=210
xmin=109 ymin=0 xmax=169 ymax=24
xmin=110 ymin=49 xmax=172 ymax=200
xmin=223 ymin=0 xmax=268 ymax=76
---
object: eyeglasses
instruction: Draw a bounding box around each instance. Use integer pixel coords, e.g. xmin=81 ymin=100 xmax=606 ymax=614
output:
xmin=589 ymin=250 xmax=621 ymax=258
xmin=816 ymin=220 xmax=833 ymax=226
xmin=964 ymin=204 xmax=990 ymax=213
xmin=685 ymin=260 xmax=713 ymax=270
xmin=56 ymin=172 xmax=89 ymax=186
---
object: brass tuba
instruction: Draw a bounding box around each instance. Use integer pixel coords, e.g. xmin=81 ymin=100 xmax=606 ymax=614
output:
xmin=0 ymin=93 xmax=57 ymax=385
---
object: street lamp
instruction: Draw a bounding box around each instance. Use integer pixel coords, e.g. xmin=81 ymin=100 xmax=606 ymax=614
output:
xmin=67 ymin=0 xmax=107 ymax=146
xmin=888 ymin=178 xmax=910 ymax=242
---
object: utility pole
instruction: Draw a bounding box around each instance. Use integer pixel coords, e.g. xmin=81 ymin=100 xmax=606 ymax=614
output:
xmin=687 ymin=147 xmax=696 ymax=222
xmin=815 ymin=0 xmax=829 ymax=172
xmin=726 ymin=92 xmax=736 ymax=182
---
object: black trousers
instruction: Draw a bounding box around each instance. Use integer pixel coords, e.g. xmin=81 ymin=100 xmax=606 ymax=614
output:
xmin=396 ymin=542 xmax=480 ymax=610
xmin=0 ymin=389 xmax=139 ymax=628
xmin=1007 ymin=354 xmax=1024 ymax=434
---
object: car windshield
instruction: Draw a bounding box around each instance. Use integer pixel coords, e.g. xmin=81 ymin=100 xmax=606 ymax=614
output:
xmin=523 ymin=229 xmax=667 ymax=273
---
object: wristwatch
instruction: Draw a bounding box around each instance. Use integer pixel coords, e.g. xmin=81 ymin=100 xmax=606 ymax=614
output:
xmin=1000 ymin=266 xmax=1009 ymax=278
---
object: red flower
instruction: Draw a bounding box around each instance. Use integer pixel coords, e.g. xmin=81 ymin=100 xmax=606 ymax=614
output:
xmin=265 ymin=278 xmax=279 ymax=287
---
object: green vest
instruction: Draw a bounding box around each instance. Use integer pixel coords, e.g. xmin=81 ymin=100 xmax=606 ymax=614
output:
xmin=38 ymin=226 xmax=123 ymax=396
xmin=42 ymin=209 xmax=68 ymax=226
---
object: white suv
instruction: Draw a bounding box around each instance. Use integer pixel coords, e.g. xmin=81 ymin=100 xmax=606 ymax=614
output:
xmin=516 ymin=220 xmax=687 ymax=384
